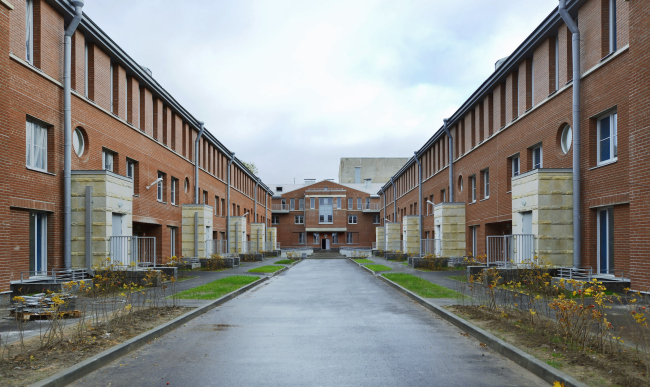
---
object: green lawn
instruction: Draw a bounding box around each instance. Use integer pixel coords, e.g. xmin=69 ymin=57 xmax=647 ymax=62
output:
xmin=447 ymin=274 xmax=468 ymax=282
xmin=248 ymin=265 xmax=284 ymax=273
xmin=364 ymin=264 xmax=392 ymax=272
xmin=274 ymin=259 xmax=295 ymax=265
xmin=353 ymin=259 xmax=375 ymax=264
xmin=383 ymin=273 xmax=463 ymax=298
xmin=175 ymin=276 xmax=259 ymax=300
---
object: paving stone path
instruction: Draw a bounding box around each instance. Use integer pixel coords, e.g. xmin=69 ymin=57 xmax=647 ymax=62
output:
xmin=72 ymin=259 xmax=545 ymax=386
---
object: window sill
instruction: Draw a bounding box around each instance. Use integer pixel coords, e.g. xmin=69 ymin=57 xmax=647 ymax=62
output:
xmin=26 ymin=166 xmax=55 ymax=176
xmin=133 ymin=194 xmax=140 ymax=197
xmin=590 ymin=159 xmax=618 ymax=171
xmin=506 ymin=191 xmax=511 ymax=194
xmin=157 ymin=201 xmax=167 ymax=204
xmin=171 ymin=204 xmax=179 ymax=207
xmin=481 ymin=197 xmax=490 ymax=202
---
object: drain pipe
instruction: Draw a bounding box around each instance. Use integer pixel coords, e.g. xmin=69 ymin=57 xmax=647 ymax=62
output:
xmin=193 ymin=122 xmax=206 ymax=204
xmin=63 ymin=0 xmax=84 ymax=270
xmin=414 ymin=152 xmax=423 ymax=256
xmin=442 ymin=119 xmax=454 ymax=202
xmin=380 ymin=188 xmax=385 ymax=226
xmin=559 ymin=0 xmax=581 ymax=268
xmin=226 ymin=153 xmax=235 ymax=250
xmin=390 ymin=177 xmax=397 ymax=221
xmin=254 ymin=178 xmax=260 ymax=223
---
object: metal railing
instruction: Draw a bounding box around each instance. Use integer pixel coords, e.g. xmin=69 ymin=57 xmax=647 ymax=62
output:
xmin=486 ymin=234 xmax=536 ymax=266
xmin=363 ymin=203 xmax=380 ymax=211
xmin=420 ymin=239 xmax=442 ymax=256
xmin=109 ymin=236 xmax=157 ymax=267
xmin=16 ymin=268 xmax=90 ymax=284
xmin=206 ymin=239 xmax=229 ymax=256
xmin=272 ymin=203 xmax=290 ymax=211
xmin=305 ymin=188 xmax=346 ymax=195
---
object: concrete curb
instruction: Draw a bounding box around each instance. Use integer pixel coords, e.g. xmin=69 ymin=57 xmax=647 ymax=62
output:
xmin=347 ymin=257 xmax=380 ymax=276
xmin=31 ymin=275 xmax=272 ymax=387
xmin=353 ymin=264 xmax=588 ymax=387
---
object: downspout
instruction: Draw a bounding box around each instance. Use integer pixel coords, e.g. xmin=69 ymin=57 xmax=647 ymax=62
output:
xmin=226 ymin=153 xmax=235 ymax=250
xmin=559 ymin=0 xmax=581 ymax=268
xmin=254 ymin=178 xmax=260 ymax=223
xmin=442 ymin=119 xmax=454 ymax=202
xmin=391 ymin=177 xmax=396 ymax=220
xmin=194 ymin=122 xmax=206 ymax=204
xmin=414 ymin=152 xmax=423 ymax=256
xmin=63 ymin=0 xmax=84 ymax=270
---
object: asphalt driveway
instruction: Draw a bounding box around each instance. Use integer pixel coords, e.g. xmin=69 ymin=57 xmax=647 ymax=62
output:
xmin=71 ymin=259 xmax=545 ymax=386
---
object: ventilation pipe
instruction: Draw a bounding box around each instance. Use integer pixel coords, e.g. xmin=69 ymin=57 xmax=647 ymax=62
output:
xmin=559 ymin=0 xmax=581 ymax=268
xmin=414 ymin=152 xmax=423 ymax=255
xmin=442 ymin=119 xmax=454 ymax=202
xmin=63 ymin=0 xmax=84 ymax=270
xmin=194 ymin=122 xmax=206 ymax=204
xmin=226 ymin=153 xmax=235 ymax=246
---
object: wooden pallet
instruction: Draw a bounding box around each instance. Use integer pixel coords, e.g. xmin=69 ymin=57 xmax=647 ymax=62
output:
xmin=9 ymin=309 xmax=81 ymax=321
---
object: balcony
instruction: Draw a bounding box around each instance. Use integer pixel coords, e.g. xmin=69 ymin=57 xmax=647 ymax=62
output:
xmin=271 ymin=203 xmax=290 ymax=212
xmin=305 ymin=188 xmax=346 ymax=196
xmin=362 ymin=203 xmax=380 ymax=212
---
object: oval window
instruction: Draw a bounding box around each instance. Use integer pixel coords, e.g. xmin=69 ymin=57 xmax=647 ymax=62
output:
xmin=73 ymin=127 xmax=85 ymax=156
xmin=561 ymin=125 xmax=572 ymax=154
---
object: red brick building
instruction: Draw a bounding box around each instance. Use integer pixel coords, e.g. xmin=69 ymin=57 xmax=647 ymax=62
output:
xmin=380 ymin=0 xmax=650 ymax=291
xmin=271 ymin=180 xmax=381 ymax=250
xmin=0 ymin=0 xmax=272 ymax=290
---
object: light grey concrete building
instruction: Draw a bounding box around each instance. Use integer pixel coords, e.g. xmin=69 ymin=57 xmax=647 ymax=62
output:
xmin=338 ymin=158 xmax=409 ymax=184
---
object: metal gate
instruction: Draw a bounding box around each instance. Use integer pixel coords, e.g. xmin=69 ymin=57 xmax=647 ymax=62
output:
xmin=109 ymin=236 xmax=156 ymax=267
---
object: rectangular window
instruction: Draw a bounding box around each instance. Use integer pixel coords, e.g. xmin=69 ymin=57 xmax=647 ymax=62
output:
xmin=313 ymin=233 xmax=320 ymax=244
xmin=290 ymin=198 xmax=295 ymax=210
xmin=170 ymin=227 xmax=177 ymax=258
xmin=512 ymin=156 xmax=520 ymax=177
xmin=102 ymin=149 xmax=115 ymax=172
xmin=348 ymin=198 xmax=353 ymax=210
xmin=483 ymin=170 xmax=490 ymax=199
xmin=203 ymin=190 xmax=207 ymax=204
xmin=171 ymin=178 xmax=178 ymax=205
xmin=337 ymin=197 xmax=341 ymax=209
xmin=298 ymin=232 xmax=305 ymax=244
xmin=373 ymin=214 xmax=380 ymax=224
xmin=26 ymin=120 xmax=47 ymax=171
xmin=346 ymin=232 xmax=354 ymax=244
xmin=295 ymin=215 xmax=304 ymax=224
xmin=272 ymin=215 xmax=279 ymax=224
xmin=555 ymin=35 xmax=560 ymax=91
xmin=532 ymin=145 xmax=543 ymax=169
xmin=26 ymin=0 xmax=34 ymax=63
xmin=215 ymin=196 xmax=219 ymax=215
xmin=609 ymin=0 xmax=617 ymax=53
xmin=598 ymin=112 xmax=618 ymax=164
xmin=310 ymin=197 xmax=315 ymax=209
xmin=332 ymin=233 xmax=339 ymax=244
xmin=365 ymin=198 xmax=370 ymax=209
xmin=348 ymin=215 xmax=357 ymax=224
xmin=470 ymin=176 xmax=476 ymax=203
xmin=441 ymin=189 xmax=446 ymax=203
xmin=319 ymin=197 xmax=333 ymax=223
xmin=157 ymin=172 xmax=165 ymax=202
xmin=299 ymin=198 xmax=304 ymax=210
xmin=110 ymin=63 xmax=114 ymax=113
xmin=470 ymin=226 xmax=478 ymax=257
xmin=84 ymin=43 xmax=89 ymax=98
xmin=597 ymin=208 xmax=614 ymax=274
xmin=357 ymin=198 xmax=362 ymax=210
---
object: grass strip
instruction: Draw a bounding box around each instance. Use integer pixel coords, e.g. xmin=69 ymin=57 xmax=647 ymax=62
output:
xmin=175 ymin=275 xmax=259 ymax=300
xmin=274 ymin=259 xmax=295 ymax=265
xmin=364 ymin=264 xmax=392 ymax=272
xmin=447 ymin=274 xmax=468 ymax=282
xmin=353 ymin=259 xmax=375 ymax=264
xmin=248 ymin=265 xmax=284 ymax=273
xmin=383 ymin=273 xmax=463 ymax=298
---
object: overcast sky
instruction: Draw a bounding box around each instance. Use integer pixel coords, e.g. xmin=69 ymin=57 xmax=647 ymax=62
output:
xmin=83 ymin=0 xmax=560 ymax=184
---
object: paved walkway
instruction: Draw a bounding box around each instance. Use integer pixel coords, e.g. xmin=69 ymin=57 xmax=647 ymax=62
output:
xmin=72 ymin=260 xmax=544 ymax=386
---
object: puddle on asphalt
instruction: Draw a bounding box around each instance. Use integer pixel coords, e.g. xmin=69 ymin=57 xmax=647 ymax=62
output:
xmin=195 ymin=324 xmax=241 ymax=332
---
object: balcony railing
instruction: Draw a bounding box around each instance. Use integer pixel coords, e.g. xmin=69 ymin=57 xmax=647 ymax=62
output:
xmin=206 ymin=239 xmax=229 ymax=256
xmin=305 ymin=188 xmax=346 ymax=196
xmin=362 ymin=203 xmax=380 ymax=212
xmin=421 ymin=239 xmax=442 ymax=256
xmin=486 ymin=234 xmax=536 ymax=266
xmin=109 ymin=236 xmax=157 ymax=267
xmin=272 ymin=203 xmax=290 ymax=211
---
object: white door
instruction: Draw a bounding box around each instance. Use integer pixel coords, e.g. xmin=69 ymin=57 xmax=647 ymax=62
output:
xmin=32 ymin=212 xmax=47 ymax=276
xmin=325 ymin=239 xmax=330 ymax=250
xmin=111 ymin=213 xmax=127 ymax=264
xmin=435 ymin=225 xmax=442 ymax=255
xmin=522 ymin=212 xmax=533 ymax=235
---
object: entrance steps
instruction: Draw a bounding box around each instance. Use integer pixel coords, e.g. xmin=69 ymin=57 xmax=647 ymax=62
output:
xmin=307 ymin=251 xmax=347 ymax=259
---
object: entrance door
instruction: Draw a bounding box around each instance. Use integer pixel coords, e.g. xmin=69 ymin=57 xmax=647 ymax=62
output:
xmin=522 ymin=212 xmax=533 ymax=235
xmin=31 ymin=212 xmax=47 ymax=275
xmin=598 ymin=208 xmax=613 ymax=274
xmin=322 ymin=238 xmax=330 ymax=250
xmin=435 ymin=225 xmax=442 ymax=255
xmin=111 ymin=213 xmax=126 ymax=264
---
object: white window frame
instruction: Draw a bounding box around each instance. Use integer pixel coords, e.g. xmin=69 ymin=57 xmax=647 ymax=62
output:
xmin=337 ymin=197 xmax=341 ymax=209
xmin=609 ymin=0 xmax=617 ymax=53
xmin=348 ymin=198 xmax=353 ymax=210
xmin=357 ymin=198 xmax=362 ymax=210
xmin=272 ymin=215 xmax=279 ymax=225
xmin=313 ymin=233 xmax=319 ymax=244
xmin=26 ymin=120 xmax=48 ymax=171
xmin=202 ymin=191 xmax=207 ymax=204
xmin=299 ymin=198 xmax=304 ymax=210
xmin=597 ymin=112 xmax=618 ymax=165
xmin=110 ymin=63 xmax=114 ymax=112
xmin=441 ymin=189 xmax=446 ymax=203
xmin=171 ymin=178 xmax=177 ymax=205
xmin=26 ymin=0 xmax=34 ymax=64
xmin=332 ymin=233 xmax=339 ymax=244
xmin=295 ymin=215 xmax=304 ymax=224
xmin=157 ymin=172 xmax=164 ymax=202
xmin=298 ymin=232 xmax=305 ymax=245
xmin=532 ymin=145 xmax=543 ymax=169
xmin=310 ymin=197 xmax=315 ymax=210
xmin=555 ymin=35 xmax=560 ymax=91
xmin=290 ymin=198 xmax=295 ymax=210
xmin=102 ymin=149 xmax=114 ymax=172
xmin=84 ymin=43 xmax=89 ymax=97
xmin=470 ymin=175 xmax=476 ymax=203
xmin=346 ymin=232 xmax=354 ymax=244
xmin=170 ymin=227 xmax=177 ymax=258
xmin=597 ymin=207 xmax=613 ymax=274
xmin=348 ymin=215 xmax=357 ymax=224
xmin=512 ymin=156 xmax=520 ymax=177
xmin=483 ymin=170 xmax=490 ymax=199
xmin=373 ymin=214 xmax=380 ymax=224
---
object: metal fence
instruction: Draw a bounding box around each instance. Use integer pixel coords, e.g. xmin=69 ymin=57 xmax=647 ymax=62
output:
xmin=271 ymin=203 xmax=289 ymax=211
xmin=16 ymin=268 xmax=90 ymax=284
xmin=363 ymin=203 xmax=380 ymax=211
xmin=109 ymin=236 xmax=157 ymax=267
xmin=420 ymin=239 xmax=442 ymax=256
xmin=206 ymin=239 xmax=229 ymax=256
xmin=486 ymin=234 xmax=536 ymax=266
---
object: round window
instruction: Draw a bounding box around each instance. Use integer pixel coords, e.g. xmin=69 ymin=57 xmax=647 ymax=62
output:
xmin=561 ymin=125 xmax=572 ymax=154
xmin=73 ymin=127 xmax=85 ymax=157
